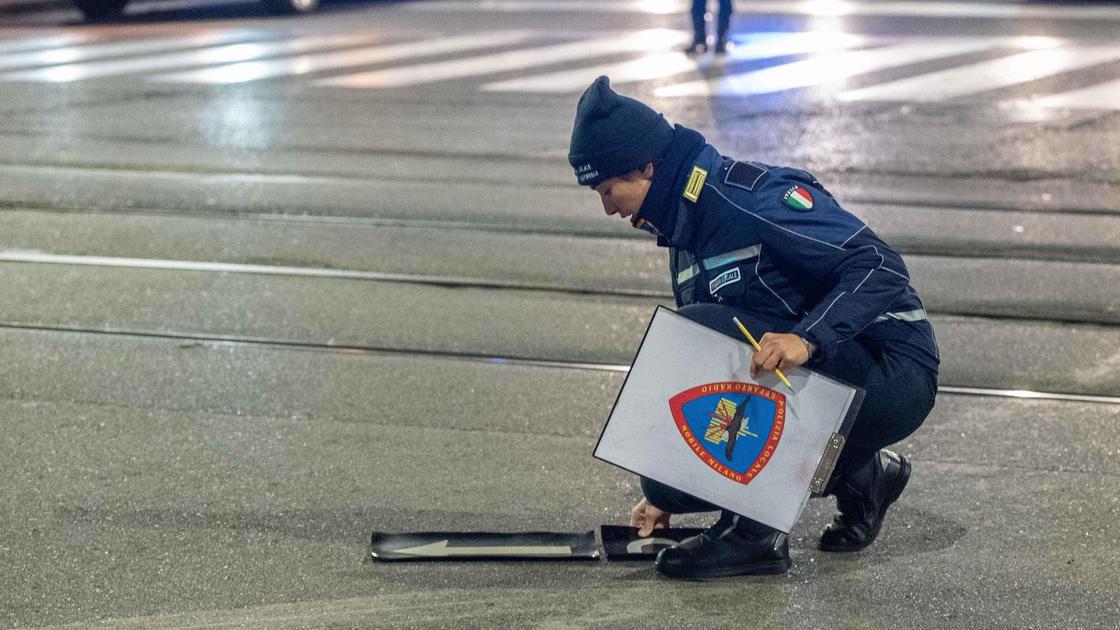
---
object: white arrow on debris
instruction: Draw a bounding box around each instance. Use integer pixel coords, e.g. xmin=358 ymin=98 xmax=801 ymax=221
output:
xmin=393 ymin=540 xmax=573 ymax=557
xmin=626 ymin=537 xmax=679 ymax=554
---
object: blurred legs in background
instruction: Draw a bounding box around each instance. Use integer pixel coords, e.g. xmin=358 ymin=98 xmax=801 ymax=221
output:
xmin=687 ymin=0 xmax=734 ymax=54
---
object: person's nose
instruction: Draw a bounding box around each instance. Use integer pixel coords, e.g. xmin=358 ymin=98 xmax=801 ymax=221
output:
xmin=601 ymin=197 xmax=616 ymax=216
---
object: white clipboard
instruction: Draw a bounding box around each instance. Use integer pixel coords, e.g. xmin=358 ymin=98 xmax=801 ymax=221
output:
xmin=594 ymin=307 xmax=864 ymax=533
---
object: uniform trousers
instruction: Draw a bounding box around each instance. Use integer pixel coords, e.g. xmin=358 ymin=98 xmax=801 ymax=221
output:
xmin=691 ymin=0 xmax=734 ymax=41
xmin=641 ymin=302 xmax=937 ymax=521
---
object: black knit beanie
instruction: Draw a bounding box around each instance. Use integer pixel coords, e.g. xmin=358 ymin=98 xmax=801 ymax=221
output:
xmin=567 ymin=76 xmax=675 ymax=188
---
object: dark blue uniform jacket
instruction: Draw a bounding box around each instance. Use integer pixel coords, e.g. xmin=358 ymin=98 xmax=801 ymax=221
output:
xmin=637 ymin=126 xmax=939 ymax=372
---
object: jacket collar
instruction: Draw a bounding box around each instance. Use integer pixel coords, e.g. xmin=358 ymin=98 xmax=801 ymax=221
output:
xmin=636 ymin=124 xmax=707 ymax=248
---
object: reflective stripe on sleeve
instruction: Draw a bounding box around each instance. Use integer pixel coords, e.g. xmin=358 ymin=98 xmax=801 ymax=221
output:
xmin=676 ymin=264 xmax=700 ymax=284
xmin=875 ymin=308 xmax=928 ymax=323
xmin=702 ymin=245 xmax=762 ymax=270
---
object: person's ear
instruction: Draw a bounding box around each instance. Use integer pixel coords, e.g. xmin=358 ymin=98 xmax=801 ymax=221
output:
xmin=642 ymin=162 xmax=655 ymax=180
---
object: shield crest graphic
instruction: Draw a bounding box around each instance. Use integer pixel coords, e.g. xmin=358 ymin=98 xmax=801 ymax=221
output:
xmin=669 ymin=382 xmax=786 ymax=485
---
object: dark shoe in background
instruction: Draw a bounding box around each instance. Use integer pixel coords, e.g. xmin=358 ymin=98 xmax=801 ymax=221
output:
xmin=684 ymin=39 xmax=708 ymax=54
xmin=819 ymin=450 xmax=911 ymax=552
xmin=714 ymin=34 xmax=729 ymax=54
xmin=655 ymin=513 xmax=790 ymax=578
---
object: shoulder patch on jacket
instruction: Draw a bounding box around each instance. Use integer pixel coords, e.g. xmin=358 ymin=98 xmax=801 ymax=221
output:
xmin=683 ymin=166 xmax=707 ymax=202
xmin=723 ymin=161 xmax=768 ymax=192
xmin=782 ymin=185 xmax=814 ymax=211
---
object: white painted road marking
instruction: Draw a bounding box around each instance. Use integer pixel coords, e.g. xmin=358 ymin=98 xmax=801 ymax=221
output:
xmin=1028 ymin=78 xmax=1120 ymax=110
xmin=0 ymin=33 xmax=94 ymax=56
xmin=0 ymin=30 xmax=264 ymax=73
xmin=316 ymin=28 xmax=690 ymax=89
xmin=0 ymin=32 xmax=371 ymax=82
xmin=656 ymin=38 xmax=998 ymax=97
xmin=1 ymin=23 xmax=1117 ymax=113
xmin=407 ymin=0 xmax=1120 ymax=21
xmin=482 ymin=31 xmax=870 ymax=93
xmin=482 ymin=51 xmax=701 ymax=93
xmin=837 ymin=45 xmax=1120 ymax=102
xmin=151 ymin=31 xmax=538 ymax=84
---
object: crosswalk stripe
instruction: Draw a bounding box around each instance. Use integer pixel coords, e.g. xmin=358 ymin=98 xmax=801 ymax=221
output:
xmin=0 ymin=32 xmax=386 ymax=83
xmin=482 ymin=51 xmax=699 ymax=93
xmin=481 ymin=31 xmax=870 ymax=93
xmin=7 ymin=25 xmax=1118 ymax=114
xmin=655 ymin=38 xmax=997 ymax=97
xmin=0 ymin=30 xmax=266 ymax=74
xmin=408 ymin=0 xmax=686 ymax=15
xmin=407 ymin=0 xmax=1120 ymax=21
xmin=150 ymin=31 xmax=537 ymax=84
xmin=0 ymin=34 xmax=94 ymax=56
xmin=1030 ymin=78 xmax=1120 ymax=110
xmin=316 ymin=28 xmax=690 ymax=89
xmin=836 ymin=45 xmax=1120 ymax=102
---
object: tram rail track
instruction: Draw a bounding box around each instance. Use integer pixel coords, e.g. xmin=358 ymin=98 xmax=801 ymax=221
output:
xmin=4 ymin=320 xmax=1118 ymax=405
xmin=1 ymin=249 xmax=1119 ymax=327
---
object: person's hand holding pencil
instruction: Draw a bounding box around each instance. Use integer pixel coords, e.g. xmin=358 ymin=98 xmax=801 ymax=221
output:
xmin=732 ymin=317 xmax=810 ymax=391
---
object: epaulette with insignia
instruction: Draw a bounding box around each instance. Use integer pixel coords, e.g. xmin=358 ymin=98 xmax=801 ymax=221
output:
xmin=724 ymin=161 xmax=768 ymax=192
xmin=683 ymin=166 xmax=707 ymax=202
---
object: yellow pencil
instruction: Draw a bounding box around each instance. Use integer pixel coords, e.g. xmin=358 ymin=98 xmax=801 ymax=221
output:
xmin=732 ymin=317 xmax=794 ymax=391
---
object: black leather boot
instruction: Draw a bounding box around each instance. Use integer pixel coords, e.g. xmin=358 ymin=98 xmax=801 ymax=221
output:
xmin=656 ymin=512 xmax=790 ymax=578
xmin=819 ymin=449 xmax=911 ymax=552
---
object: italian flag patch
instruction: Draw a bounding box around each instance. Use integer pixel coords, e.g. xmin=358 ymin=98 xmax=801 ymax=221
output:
xmin=783 ymin=186 xmax=814 ymax=210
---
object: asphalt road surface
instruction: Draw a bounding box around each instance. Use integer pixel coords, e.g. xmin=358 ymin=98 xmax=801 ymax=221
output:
xmin=1 ymin=0 xmax=1119 ymax=628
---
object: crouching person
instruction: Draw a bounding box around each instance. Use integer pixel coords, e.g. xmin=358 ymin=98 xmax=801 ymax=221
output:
xmin=568 ymin=76 xmax=939 ymax=578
